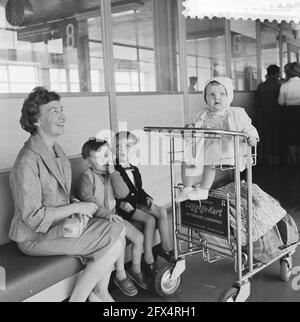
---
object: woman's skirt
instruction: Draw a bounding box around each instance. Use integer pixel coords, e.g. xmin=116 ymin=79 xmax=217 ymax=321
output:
xmin=18 ymin=218 xmax=124 ymax=265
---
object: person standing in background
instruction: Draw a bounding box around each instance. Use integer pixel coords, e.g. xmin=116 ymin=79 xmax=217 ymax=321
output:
xmin=278 ymin=62 xmax=300 ymax=167
xmin=255 ymin=65 xmax=282 ymax=167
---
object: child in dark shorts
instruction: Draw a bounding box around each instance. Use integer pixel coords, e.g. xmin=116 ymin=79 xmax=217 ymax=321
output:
xmin=113 ymin=131 xmax=173 ymax=275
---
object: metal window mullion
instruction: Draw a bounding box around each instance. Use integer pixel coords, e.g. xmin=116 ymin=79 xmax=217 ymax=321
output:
xmin=177 ymin=0 xmax=189 ymax=125
xmin=152 ymin=0 xmax=160 ymax=91
xmin=256 ymin=21 xmax=262 ymax=83
xmin=225 ymin=19 xmax=232 ymax=78
xmin=279 ymin=24 xmax=283 ymax=75
xmin=99 ymin=0 xmax=118 ymax=132
xmin=133 ymin=10 xmax=141 ymax=92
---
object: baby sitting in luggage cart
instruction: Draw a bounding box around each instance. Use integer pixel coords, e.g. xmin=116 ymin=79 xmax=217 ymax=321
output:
xmin=176 ymin=77 xmax=259 ymax=202
xmin=143 ymin=77 xmax=299 ymax=300
xmin=177 ymin=77 xmax=299 ymax=260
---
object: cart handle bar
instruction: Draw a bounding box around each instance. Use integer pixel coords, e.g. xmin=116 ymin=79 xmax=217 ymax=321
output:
xmin=144 ymin=126 xmax=248 ymax=139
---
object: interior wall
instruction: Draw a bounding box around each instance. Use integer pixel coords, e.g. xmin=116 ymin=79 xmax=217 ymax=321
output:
xmin=116 ymin=93 xmax=184 ymax=205
xmin=116 ymin=94 xmax=184 ymax=129
xmin=0 ymin=91 xmax=256 ymax=206
xmin=0 ymin=95 xmax=110 ymax=171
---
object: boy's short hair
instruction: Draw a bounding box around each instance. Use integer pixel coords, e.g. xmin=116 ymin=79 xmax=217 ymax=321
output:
xmin=114 ymin=131 xmax=138 ymax=145
xmin=81 ymin=138 xmax=108 ymax=159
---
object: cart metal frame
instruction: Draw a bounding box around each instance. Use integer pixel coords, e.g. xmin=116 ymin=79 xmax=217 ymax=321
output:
xmin=144 ymin=126 xmax=299 ymax=302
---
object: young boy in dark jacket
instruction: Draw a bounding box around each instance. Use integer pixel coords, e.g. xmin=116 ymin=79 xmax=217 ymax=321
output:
xmin=114 ymin=131 xmax=173 ymax=275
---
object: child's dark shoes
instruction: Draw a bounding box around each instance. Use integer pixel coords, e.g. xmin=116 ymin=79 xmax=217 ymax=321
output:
xmin=143 ymin=262 xmax=158 ymax=278
xmin=158 ymin=247 xmax=174 ymax=262
xmin=127 ymin=269 xmax=149 ymax=290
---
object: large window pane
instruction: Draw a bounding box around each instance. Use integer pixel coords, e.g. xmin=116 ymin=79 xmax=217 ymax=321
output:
xmin=186 ymin=17 xmax=226 ymax=91
xmin=261 ymin=23 xmax=280 ymax=81
xmin=112 ymin=0 xmax=179 ymax=92
xmin=88 ymin=17 xmax=105 ymax=92
xmin=1 ymin=0 xmax=104 ymax=93
xmin=112 ymin=0 xmax=155 ymax=92
xmin=280 ymin=22 xmax=299 ymax=78
xmin=230 ymin=20 xmax=258 ymax=90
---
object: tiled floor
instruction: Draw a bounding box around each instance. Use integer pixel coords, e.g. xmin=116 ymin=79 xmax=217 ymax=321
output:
xmin=111 ymin=165 xmax=300 ymax=302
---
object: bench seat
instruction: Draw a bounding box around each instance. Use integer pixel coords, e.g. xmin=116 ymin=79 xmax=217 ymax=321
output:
xmin=0 ymin=242 xmax=84 ymax=302
xmin=0 ymin=157 xmax=163 ymax=302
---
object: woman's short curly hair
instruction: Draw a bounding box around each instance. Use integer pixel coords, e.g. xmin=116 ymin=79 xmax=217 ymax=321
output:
xmin=20 ymin=87 xmax=61 ymax=134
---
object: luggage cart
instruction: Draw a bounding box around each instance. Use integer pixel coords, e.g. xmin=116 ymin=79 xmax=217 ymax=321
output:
xmin=144 ymin=126 xmax=299 ymax=302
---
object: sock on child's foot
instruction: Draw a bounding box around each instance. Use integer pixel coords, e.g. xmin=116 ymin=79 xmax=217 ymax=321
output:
xmin=143 ymin=252 xmax=154 ymax=265
xmin=116 ymin=270 xmax=127 ymax=281
xmin=176 ymin=186 xmax=193 ymax=202
xmin=187 ymin=187 xmax=209 ymax=200
xmin=131 ymin=263 xmax=141 ymax=274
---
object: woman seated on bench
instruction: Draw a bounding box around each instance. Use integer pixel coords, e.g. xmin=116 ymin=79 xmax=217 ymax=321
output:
xmin=8 ymin=87 xmax=137 ymax=302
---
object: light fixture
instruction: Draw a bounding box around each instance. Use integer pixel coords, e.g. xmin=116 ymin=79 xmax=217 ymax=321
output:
xmin=5 ymin=0 xmax=33 ymax=27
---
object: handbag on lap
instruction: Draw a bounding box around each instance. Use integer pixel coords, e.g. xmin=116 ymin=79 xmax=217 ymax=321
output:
xmin=63 ymin=215 xmax=84 ymax=238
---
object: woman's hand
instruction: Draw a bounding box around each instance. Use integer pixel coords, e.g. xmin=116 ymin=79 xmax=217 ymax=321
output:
xmin=247 ymin=136 xmax=258 ymax=147
xmin=74 ymin=202 xmax=98 ymax=217
xmin=119 ymin=201 xmax=134 ymax=213
xmin=107 ymin=214 xmax=123 ymax=223
xmin=76 ymin=213 xmax=90 ymax=229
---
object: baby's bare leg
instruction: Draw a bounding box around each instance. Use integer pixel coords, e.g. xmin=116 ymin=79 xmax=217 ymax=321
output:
xmin=185 ymin=165 xmax=216 ymax=200
xmin=199 ymin=166 xmax=216 ymax=190
xmin=181 ymin=161 xmax=203 ymax=187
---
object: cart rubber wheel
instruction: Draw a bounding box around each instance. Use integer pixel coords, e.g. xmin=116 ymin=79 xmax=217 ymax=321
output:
xmin=280 ymin=260 xmax=292 ymax=282
xmin=218 ymin=287 xmax=239 ymax=302
xmin=154 ymin=263 xmax=181 ymax=298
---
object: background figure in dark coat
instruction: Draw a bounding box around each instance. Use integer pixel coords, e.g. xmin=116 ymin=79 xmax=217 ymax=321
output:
xmin=278 ymin=62 xmax=300 ymax=167
xmin=255 ymin=65 xmax=282 ymax=167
